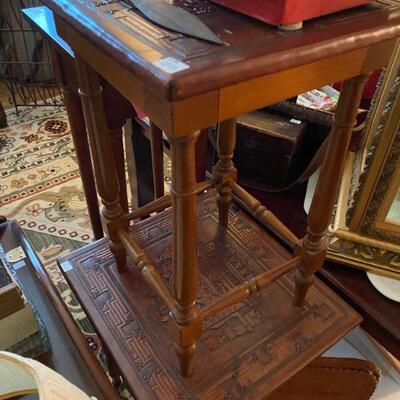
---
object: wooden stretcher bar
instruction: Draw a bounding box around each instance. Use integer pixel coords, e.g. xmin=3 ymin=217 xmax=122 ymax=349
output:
xmin=229 ymin=181 xmax=299 ymax=248
xmin=201 ymin=256 xmax=303 ymax=319
xmin=118 ymin=229 xmax=175 ymax=310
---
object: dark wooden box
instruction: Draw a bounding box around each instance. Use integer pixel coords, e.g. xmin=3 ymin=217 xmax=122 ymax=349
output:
xmin=234 ymin=110 xmax=308 ymax=187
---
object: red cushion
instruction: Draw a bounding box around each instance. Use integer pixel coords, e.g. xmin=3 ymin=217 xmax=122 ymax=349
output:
xmin=211 ymin=0 xmax=372 ymax=25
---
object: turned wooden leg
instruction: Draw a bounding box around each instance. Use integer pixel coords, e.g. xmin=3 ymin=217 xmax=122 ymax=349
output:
xmin=75 ymin=58 xmax=127 ymax=273
xmin=62 ymin=86 xmax=103 ymax=240
xmin=212 ymin=119 xmax=237 ymax=226
xmin=50 ymin=48 xmax=103 ymax=240
xmin=170 ymin=132 xmax=201 ymax=377
xmin=109 ymin=127 xmax=129 ymax=213
xmin=294 ymin=74 xmax=369 ymax=306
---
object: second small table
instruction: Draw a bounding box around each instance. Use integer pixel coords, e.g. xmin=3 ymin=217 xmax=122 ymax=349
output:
xmin=42 ymin=0 xmax=400 ymax=394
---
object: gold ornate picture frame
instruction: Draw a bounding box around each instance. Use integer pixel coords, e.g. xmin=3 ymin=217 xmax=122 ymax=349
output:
xmin=327 ymin=40 xmax=400 ymax=279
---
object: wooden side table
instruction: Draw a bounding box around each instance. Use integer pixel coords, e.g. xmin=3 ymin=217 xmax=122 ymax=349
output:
xmin=41 ymin=0 xmax=400 ymax=398
xmin=23 ymin=6 xmax=210 ymax=235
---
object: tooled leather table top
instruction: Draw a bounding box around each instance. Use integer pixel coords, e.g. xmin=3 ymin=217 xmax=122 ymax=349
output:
xmin=58 ymin=191 xmax=361 ymax=399
xmin=41 ymin=0 xmax=400 ymax=100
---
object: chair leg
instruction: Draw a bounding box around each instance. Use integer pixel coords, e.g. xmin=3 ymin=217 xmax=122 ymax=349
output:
xmin=294 ymin=74 xmax=369 ymax=306
xmin=170 ymin=131 xmax=201 ymax=377
xmin=212 ymin=119 xmax=237 ymax=226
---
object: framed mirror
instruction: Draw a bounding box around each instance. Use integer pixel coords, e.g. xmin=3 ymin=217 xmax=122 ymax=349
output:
xmin=327 ymin=40 xmax=400 ymax=279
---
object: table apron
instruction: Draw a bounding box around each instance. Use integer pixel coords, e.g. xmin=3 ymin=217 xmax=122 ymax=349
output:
xmin=57 ymin=16 xmax=395 ymax=137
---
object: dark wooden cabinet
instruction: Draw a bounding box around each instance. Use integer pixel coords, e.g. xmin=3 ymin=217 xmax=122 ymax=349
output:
xmin=234 ymin=110 xmax=308 ymax=186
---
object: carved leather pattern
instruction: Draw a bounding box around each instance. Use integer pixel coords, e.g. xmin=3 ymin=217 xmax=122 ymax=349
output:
xmin=89 ymin=0 xmax=218 ymax=60
xmin=63 ymin=192 xmax=357 ymax=399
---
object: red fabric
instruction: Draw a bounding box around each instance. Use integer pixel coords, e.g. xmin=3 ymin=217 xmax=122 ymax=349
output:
xmin=333 ymin=69 xmax=382 ymax=100
xmin=361 ymin=69 xmax=382 ymax=99
xmin=211 ymin=0 xmax=372 ymax=25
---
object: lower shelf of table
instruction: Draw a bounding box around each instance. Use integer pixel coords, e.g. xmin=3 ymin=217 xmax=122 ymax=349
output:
xmin=58 ymin=191 xmax=361 ymax=400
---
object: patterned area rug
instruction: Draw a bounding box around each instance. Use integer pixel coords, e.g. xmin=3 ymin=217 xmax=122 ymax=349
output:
xmin=1 ymin=105 xmax=171 ymax=397
xmin=0 ymin=105 xmax=107 ymax=367
xmin=1 ymin=106 xmax=93 ymax=244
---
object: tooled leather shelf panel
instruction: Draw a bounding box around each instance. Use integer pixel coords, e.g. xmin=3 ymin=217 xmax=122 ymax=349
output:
xmin=58 ymin=191 xmax=360 ymax=400
xmin=42 ymin=0 xmax=400 ymax=100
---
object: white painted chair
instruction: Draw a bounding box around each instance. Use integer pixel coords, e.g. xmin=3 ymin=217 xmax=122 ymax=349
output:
xmin=0 ymin=351 xmax=96 ymax=399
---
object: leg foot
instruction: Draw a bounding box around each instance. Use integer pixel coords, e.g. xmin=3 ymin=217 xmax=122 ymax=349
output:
xmin=175 ymin=342 xmax=196 ymax=377
xmin=110 ymin=241 xmax=127 ymax=273
xmin=293 ymin=269 xmax=314 ymax=307
xmin=293 ymin=237 xmax=326 ymax=307
xmin=216 ymin=190 xmax=232 ymax=227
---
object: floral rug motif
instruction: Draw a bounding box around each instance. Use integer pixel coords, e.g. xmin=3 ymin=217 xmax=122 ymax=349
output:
xmin=1 ymin=106 xmax=93 ymax=246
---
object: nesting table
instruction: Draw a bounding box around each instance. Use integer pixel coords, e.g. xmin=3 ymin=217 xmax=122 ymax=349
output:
xmin=38 ymin=0 xmax=400 ymax=398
